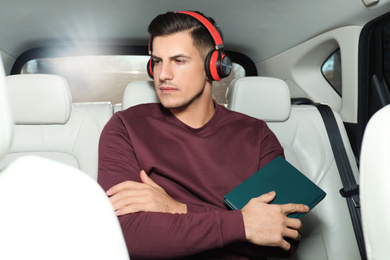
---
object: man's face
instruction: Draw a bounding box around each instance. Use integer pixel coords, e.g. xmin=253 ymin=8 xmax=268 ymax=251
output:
xmin=151 ymin=30 xmax=209 ymax=110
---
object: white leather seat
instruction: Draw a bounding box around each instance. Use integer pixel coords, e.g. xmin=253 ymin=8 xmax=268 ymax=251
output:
xmin=360 ymin=104 xmax=390 ymax=260
xmin=113 ymin=103 xmax=122 ymax=113
xmin=227 ymin=76 xmax=360 ymax=260
xmin=0 ymin=61 xmax=129 ymax=260
xmin=2 ymin=74 xmax=112 ymax=180
xmin=121 ymin=81 xmax=159 ymax=110
xmin=0 ymin=60 xmax=13 ymax=162
xmin=0 ymin=156 xmax=130 ymax=260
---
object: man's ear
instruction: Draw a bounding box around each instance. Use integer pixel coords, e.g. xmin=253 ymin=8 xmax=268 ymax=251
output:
xmin=205 ymin=74 xmax=213 ymax=82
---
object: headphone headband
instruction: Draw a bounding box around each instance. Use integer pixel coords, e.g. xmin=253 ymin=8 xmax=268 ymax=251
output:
xmin=176 ymin=11 xmax=224 ymax=50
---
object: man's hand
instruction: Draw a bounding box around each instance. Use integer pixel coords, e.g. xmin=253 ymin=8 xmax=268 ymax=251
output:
xmin=241 ymin=191 xmax=309 ymax=251
xmin=106 ymin=170 xmax=187 ymax=216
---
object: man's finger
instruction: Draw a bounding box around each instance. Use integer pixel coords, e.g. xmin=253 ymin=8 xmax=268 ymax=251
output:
xmin=115 ymin=203 xmax=146 ymax=216
xmin=110 ymin=190 xmax=149 ymax=211
xmin=279 ymin=239 xmax=292 ymax=251
xmin=281 ymin=203 xmax=309 ymax=215
xmin=106 ymin=180 xmax=142 ymax=196
xmin=140 ymin=170 xmax=159 ymax=188
xmin=285 ymin=217 xmax=303 ymax=232
xmin=109 ymin=188 xmax=148 ymax=206
xmin=282 ymin=226 xmax=302 ymax=241
xmin=256 ymin=191 xmax=276 ymax=204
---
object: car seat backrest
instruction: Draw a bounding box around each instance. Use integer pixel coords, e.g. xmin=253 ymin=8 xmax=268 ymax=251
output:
xmin=113 ymin=103 xmax=122 ymax=113
xmin=2 ymin=74 xmax=112 ymax=180
xmin=121 ymin=81 xmax=159 ymax=110
xmin=227 ymin=76 xmax=360 ymax=260
xmin=0 ymin=155 xmax=130 ymax=260
xmin=360 ymin=104 xmax=390 ymax=260
xmin=227 ymin=77 xmax=291 ymax=122
xmin=0 ymin=59 xmax=13 ymax=162
xmin=6 ymin=74 xmax=72 ymax=124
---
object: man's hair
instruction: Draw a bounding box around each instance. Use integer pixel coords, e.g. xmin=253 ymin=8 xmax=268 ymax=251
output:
xmin=148 ymin=11 xmax=223 ymax=59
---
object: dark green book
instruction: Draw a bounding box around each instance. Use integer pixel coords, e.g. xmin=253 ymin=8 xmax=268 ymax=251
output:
xmin=224 ymin=156 xmax=326 ymax=219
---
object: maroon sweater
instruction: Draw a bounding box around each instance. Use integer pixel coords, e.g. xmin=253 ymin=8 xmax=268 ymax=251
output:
xmin=98 ymin=102 xmax=287 ymax=260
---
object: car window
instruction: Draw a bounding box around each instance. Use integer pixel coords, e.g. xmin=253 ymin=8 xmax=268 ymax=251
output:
xmin=322 ymin=49 xmax=342 ymax=96
xmin=21 ymin=55 xmax=245 ymax=106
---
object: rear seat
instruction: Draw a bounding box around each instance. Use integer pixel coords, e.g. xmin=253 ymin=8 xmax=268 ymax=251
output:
xmin=118 ymin=78 xmax=361 ymax=259
xmin=4 ymin=73 xmax=360 ymax=258
xmin=106 ymin=78 xmax=362 ymax=259
xmin=121 ymin=81 xmax=159 ymax=110
xmin=227 ymin=76 xmax=360 ymax=260
xmin=1 ymin=74 xmax=112 ymax=180
xmin=112 ymin=81 xmax=157 ymax=112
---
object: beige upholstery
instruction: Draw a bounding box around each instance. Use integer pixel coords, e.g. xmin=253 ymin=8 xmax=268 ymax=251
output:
xmin=2 ymin=74 xmax=112 ymax=180
xmin=6 ymin=74 xmax=72 ymax=124
xmin=122 ymin=81 xmax=159 ymax=110
xmin=228 ymin=76 xmax=360 ymax=260
xmin=0 ymin=61 xmax=129 ymax=259
xmin=0 ymin=59 xmax=13 ymax=162
xmin=227 ymin=77 xmax=291 ymax=122
xmin=0 ymin=156 xmax=130 ymax=260
xmin=360 ymin=104 xmax=390 ymax=260
xmin=113 ymin=103 xmax=122 ymax=113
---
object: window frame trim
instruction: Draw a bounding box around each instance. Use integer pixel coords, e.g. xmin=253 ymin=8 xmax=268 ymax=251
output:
xmin=11 ymin=46 xmax=258 ymax=77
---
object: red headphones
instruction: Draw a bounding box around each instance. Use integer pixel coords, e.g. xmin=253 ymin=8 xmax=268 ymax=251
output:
xmin=147 ymin=11 xmax=232 ymax=81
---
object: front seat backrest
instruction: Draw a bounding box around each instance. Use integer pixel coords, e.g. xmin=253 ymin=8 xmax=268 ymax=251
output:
xmin=360 ymin=104 xmax=390 ymax=260
xmin=0 ymin=155 xmax=130 ymax=260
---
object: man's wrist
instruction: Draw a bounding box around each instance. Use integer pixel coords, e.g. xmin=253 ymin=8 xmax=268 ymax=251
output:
xmin=176 ymin=202 xmax=187 ymax=214
xmin=167 ymin=202 xmax=187 ymax=214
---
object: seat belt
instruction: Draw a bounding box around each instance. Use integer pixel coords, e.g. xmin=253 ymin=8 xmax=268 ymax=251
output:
xmin=314 ymin=104 xmax=367 ymax=260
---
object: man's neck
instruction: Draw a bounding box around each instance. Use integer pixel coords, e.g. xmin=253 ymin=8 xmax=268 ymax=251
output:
xmin=170 ymin=98 xmax=215 ymax=129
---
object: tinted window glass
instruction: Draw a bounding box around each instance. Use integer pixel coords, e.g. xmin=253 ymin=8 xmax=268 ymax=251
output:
xmin=22 ymin=55 xmax=245 ymax=105
xmin=322 ymin=49 xmax=342 ymax=96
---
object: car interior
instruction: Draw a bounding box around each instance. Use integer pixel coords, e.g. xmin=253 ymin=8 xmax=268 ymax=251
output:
xmin=1 ymin=0 xmax=390 ymax=259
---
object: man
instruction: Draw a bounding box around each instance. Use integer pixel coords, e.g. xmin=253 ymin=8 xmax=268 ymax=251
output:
xmin=98 ymin=11 xmax=308 ymax=259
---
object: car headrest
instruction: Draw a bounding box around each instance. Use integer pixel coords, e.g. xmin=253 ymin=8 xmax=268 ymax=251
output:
xmin=5 ymin=74 xmax=72 ymax=124
xmin=122 ymin=81 xmax=159 ymax=110
xmin=227 ymin=77 xmax=291 ymax=122
xmin=0 ymin=58 xmax=13 ymax=161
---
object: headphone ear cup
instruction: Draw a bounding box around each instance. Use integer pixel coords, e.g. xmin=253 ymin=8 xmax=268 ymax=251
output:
xmin=205 ymin=50 xmax=220 ymax=81
xmin=204 ymin=51 xmax=212 ymax=81
xmin=218 ymin=51 xmax=232 ymax=79
xmin=147 ymin=58 xmax=154 ymax=79
xmin=205 ymin=50 xmax=232 ymax=81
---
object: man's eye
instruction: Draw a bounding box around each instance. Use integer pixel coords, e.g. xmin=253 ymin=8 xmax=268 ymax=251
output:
xmin=175 ymin=59 xmax=185 ymax=64
xmin=153 ymin=60 xmax=162 ymax=64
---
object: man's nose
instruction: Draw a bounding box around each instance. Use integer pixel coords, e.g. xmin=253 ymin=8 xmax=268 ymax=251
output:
xmin=158 ymin=62 xmax=173 ymax=81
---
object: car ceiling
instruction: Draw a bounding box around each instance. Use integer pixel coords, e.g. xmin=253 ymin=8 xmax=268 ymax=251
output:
xmin=1 ymin=0 xmax=390 ymax=65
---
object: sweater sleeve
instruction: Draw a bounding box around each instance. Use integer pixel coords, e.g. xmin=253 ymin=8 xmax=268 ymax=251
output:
xmin=258 ymin=121 xmax=285 ymax=169
xmin=97 ymin=115 xmax=246 ymax=259
xmin=118 ymin=210 xmax=245 ymax=259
